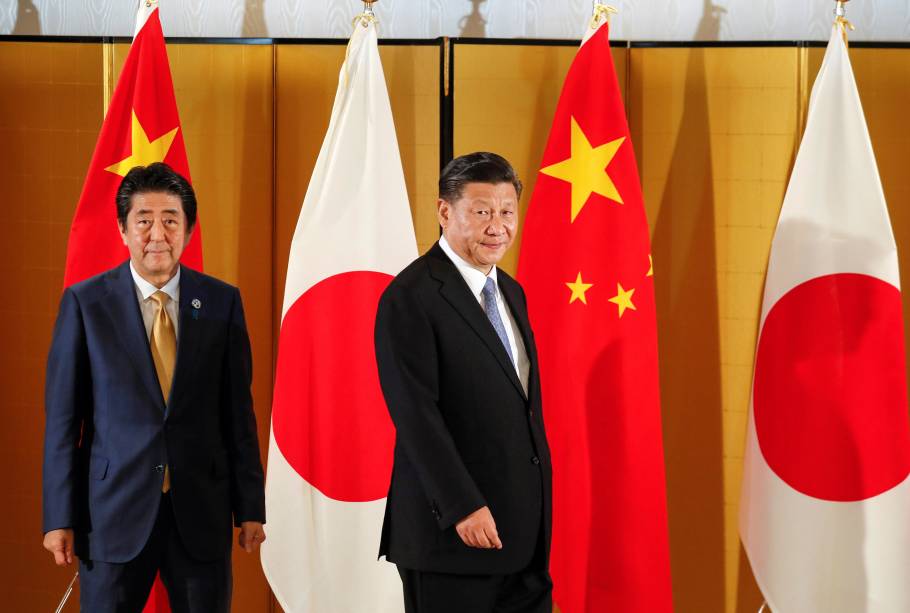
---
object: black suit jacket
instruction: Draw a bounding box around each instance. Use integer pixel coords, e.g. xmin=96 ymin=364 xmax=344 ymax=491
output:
xmin=374 ymin=242 xmax=552 ymax=575
xmin=42 ymin=262 xmax=265 ymax=563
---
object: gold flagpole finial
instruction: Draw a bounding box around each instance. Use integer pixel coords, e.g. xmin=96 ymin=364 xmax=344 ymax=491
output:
xmin=354 ymin=0 xmax=379 ymax=28
xmin=834 ymin=0 xmax=855 ymax=44
xmin=591 ymin=3 xmax=618 ymax=29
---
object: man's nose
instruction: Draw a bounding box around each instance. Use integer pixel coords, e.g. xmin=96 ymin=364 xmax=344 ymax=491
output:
xmin=487 ymin=215 xmax=505 ymax=235
xmin=149 ymin=219 xmax=166 ymax=240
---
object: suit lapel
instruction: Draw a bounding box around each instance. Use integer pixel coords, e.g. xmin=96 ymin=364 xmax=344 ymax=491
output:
xmin=499 ymin=273 xmax=540 ymax=407
xmin=168 ymin=265 xmax=205 ymax=416
xmin=427 ymin=243 xmax=528 ymax=402
xmin=102 ymin=262 xmax=165 ymax=409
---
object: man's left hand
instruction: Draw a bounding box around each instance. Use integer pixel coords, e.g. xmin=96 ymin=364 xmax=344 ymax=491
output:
xmin=239 ymin=521 xmax=266 ymax=553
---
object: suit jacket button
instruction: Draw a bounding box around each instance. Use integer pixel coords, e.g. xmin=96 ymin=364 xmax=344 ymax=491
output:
xmin=531 ymin=456 xmax=540 ymax=465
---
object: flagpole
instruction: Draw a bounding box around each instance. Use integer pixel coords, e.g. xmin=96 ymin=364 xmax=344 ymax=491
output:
xmin=585 ymin=2 xmax=617 ymax=44
xmin=834 ymin=0 xmax=850 ymax=19
xmin=355 ymin=0 xmax=377 ymax=27
xmin=54 ymin=572 xmax=78 ymax=613
xmin=834 ymin=0 xmax=854 ymax=45
xmin=590 ymin=2 xmax=618 ymax=26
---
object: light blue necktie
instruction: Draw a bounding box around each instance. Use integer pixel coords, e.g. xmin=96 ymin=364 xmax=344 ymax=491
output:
xmin=482 ymin=277 xmax=514 ymax=364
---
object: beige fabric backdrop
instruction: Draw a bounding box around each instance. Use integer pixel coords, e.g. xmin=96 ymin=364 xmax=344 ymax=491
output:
xmin=3 ymin=0 xmax=910 ymax=41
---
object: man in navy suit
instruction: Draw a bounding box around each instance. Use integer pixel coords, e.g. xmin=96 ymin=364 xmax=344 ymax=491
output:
xmin=42 ymin=163 xmax=266 ymax=612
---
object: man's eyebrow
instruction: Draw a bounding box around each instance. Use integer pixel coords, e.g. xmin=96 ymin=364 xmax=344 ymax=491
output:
xmin=134 ymin=208 xmax=181 ymax=215
xmin=471 ymin=199 xmax=516 ymax=206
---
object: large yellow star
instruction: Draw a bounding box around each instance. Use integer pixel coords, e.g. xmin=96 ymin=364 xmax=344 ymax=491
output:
xmin=539 ymin=116 xmax=625 ymax=223
xmin=566 ymin=272 xmax=594 ymax=305
xmin=105 ymin=111 xmax=179 ymax=177
xmin=608 ymin=283 xmax=636 ymax=317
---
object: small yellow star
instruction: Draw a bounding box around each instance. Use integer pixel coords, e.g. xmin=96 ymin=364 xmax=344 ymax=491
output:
xmin=539 ymin=116 xmax=625 ymax=223
xmin=566 ymin=272 xmax=594 ymax=305
xmin=647 ymin=254 xmax=654 ymax=277
xmin=608 ymin=283 xmax=636 ymax=317
xmin=105 ymin=110 xmax=179 ymax=177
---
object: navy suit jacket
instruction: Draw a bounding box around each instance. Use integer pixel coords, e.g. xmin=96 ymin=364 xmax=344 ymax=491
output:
xmin=42 ymin=261 xmax=265 ymax=563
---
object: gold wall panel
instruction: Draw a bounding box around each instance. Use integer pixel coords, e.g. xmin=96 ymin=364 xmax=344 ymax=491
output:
xmin=453 ymin=43 xmax=627 ymax=276
xmin=0 ymin=41 xmax=103 ymax=611
xmin=273 ymin=42 xmax=440 ymax=329
xmin=5 ymin=38 xmax=910 ymax=613
xmin=114 ymin=42 xmax=276 ymax=612
xmin=630 ymin=46 xmax=799 ymax=613
xmin=380 ymin=45 xmax=442 ymax=255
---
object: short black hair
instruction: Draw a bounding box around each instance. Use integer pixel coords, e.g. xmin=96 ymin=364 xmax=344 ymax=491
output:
xmin=116 ymin=162 xmax=197 ymax=230
xmin=439 ymin=152 xmax=522 ymax=203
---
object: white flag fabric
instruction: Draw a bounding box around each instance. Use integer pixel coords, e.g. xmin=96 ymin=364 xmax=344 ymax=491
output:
xmin=261 ymin=16 xmax=415 ymax=613
xmin=740 ymin=26 xmax=910 ymax=613
xmin=134 ymin=0 xmax=154 ymax=34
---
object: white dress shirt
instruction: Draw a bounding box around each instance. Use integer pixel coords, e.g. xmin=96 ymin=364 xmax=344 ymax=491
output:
xmin=130 ymin=261 xmax=181 ymax=341
xmin=439 ymin=236 xmax=530 ymax=395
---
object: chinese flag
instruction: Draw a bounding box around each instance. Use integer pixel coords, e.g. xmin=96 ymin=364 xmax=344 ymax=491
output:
xmin=517 ymin=17 xmax=672 ymax=613
xmin=62 ymin=4 xmax=199 ymax=612
xmin=63 ymin=2 xmax=201 ymax=288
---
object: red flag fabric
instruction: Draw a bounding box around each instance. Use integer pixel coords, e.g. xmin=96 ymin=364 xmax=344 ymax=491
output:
xmin=517 ymin=19 xmax=673 ymax=612
xmin=62 ymin=6 xmax=198 ymax=612
xmin=63 ymin=5 xmax=200 ymax=288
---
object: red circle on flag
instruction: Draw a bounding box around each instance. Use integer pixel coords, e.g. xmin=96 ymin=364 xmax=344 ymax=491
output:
xmin=272 ymin=271 xmax=395 ymax=502
xmin=753 ymin=273 xmax=910 ymax=502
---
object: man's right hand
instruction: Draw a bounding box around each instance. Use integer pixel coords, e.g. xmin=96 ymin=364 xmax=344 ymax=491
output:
xmin=43 ymin=529 xmax=75 ymax=566
xmin=455 ymin=506 xmax=503 ymax=549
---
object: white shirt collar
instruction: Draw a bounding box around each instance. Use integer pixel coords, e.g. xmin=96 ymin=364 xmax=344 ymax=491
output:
xmin=439 ymin=235 xmax=498 ymax=299
xmin=129 ymin=261 xmax=181 ymax=302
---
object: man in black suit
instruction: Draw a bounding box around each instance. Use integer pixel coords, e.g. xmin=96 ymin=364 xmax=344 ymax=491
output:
xmin=42 ymin=163 xmax=266 ymax=612
xmin=375 ymin=152 xmax=552 ymax=612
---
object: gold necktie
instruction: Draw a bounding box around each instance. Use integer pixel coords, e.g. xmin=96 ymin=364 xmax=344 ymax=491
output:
xmin=149 ymin=291 xmax=176 ymax=492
